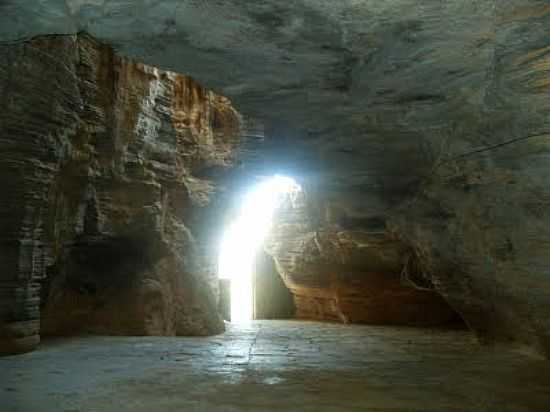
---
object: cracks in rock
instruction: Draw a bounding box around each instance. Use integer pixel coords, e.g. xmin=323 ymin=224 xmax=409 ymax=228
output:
xmin=434 ymin=132 xmax=550 ymax=171
xmin=402 ymin=131 xmax=550 ymax=207
xmin=246 ymin=324 xmax=262 ymax=367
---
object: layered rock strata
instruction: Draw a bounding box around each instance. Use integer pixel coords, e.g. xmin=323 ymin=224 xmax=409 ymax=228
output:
xmin=0 ymin=34 xmax=243 ymax=355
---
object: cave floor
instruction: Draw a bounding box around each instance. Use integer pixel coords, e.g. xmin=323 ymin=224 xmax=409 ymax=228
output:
xmin=2 ymin=320 xmax=550 ymax=412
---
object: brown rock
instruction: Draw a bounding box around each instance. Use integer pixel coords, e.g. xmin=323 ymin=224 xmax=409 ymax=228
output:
xmin=265 ymin=189 xmax=458 ymax=326
xmin=0 ymin=34 xmax=244 ymax=354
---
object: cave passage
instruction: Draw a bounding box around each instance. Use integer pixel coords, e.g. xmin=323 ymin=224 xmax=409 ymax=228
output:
xmin=3 ymin=3 xmax=550 ymax=408
xmin=218 ymin=175 xmax=301 ymax=322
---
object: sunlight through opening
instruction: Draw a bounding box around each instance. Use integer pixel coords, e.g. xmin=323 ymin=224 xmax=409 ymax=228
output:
xmin=218 ymin=175 xmax=301 ymax=323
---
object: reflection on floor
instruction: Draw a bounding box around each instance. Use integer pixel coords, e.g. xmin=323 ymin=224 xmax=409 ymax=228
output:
xmin=2 ymin=320 xmax=550 ymax=411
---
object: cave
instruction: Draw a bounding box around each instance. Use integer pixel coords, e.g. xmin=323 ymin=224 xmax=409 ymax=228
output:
xmin=218 ymin=175 xmax=301 ymax=322
xmin=1 ymin=2 xmax=550 ymax=411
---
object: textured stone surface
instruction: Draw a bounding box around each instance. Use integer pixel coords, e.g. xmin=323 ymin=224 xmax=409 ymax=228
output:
xmin=1 ymin=0 xmax=550 ymax=356
xmin=0 ymin=34 xmax=244 ymax=354
xmin=265 ymin=190 xmax=458 ymax=326
xmin=1 ymin=321 xmax=550 ymax=411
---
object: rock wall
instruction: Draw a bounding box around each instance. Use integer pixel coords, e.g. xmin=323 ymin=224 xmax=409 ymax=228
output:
xmin=387 ymin=8 xmax=550 ymax=356
xmin=265 ymin=188 xmax=458 ymax=326
xmin=0 ymin=34 xmax=243 ymax=355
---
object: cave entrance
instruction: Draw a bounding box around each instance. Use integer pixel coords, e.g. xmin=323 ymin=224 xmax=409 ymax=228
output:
xmin=218 ymin=175 xmax=300 ymax=322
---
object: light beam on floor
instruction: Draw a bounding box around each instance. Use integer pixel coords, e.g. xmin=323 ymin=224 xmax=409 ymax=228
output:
xmin=218 ymin=175 xmax=300 ymax=322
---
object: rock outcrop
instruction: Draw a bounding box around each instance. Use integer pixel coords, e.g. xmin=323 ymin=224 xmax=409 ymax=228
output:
xmin=0 ymin=34 xmax=243 ymax=354
xmin=265 ymin=188 xmax=457 ymax=326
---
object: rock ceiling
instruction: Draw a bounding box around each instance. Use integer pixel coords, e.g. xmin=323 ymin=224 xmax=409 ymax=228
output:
xmin=3 ymin=1 xmax=548 ymax=216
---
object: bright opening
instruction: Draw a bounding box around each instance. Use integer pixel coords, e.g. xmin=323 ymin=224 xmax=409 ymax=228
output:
xmin=218 ymin=175 xmax=300 ymax=322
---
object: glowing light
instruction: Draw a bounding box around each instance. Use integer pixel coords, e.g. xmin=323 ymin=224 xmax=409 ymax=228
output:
xmin=218 ymin=175 xmax=300 ymax=322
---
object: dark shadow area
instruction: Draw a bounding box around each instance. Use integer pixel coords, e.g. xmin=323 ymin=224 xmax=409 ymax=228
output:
xmin=253 ymin=250 xmax=296 ymax=320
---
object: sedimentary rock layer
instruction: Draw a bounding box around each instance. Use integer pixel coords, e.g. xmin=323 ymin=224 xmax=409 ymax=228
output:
xmin=0 ymin=34 xmax=243 ymax=354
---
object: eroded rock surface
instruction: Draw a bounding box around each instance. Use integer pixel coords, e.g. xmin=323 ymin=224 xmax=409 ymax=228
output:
xmin=265 ymin=189 xmax=457 ymax=326
xmin=0 ymin=34 xmax=244 ymax=354
xmin=1 ymin=0 xmax=550 ymax=356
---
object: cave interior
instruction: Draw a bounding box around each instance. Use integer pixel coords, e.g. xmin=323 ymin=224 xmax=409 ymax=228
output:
xmin=1 ymin=1 xmax=550 ymax=411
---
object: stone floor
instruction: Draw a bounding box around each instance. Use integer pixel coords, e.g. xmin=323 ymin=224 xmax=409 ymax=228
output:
xmin=1 ymin=320 xmax=550 ymax=411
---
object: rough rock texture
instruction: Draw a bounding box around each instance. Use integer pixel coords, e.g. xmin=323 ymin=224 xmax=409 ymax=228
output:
xmin=389 ymin=136 xmax=550 ymax=353
xmin=0 ymin=34 xmax=243 ymax=354
xmin=1 ymin=0 xmax=550 ymax=356
xmin=265 ymin=189 xmax=457 ymax=325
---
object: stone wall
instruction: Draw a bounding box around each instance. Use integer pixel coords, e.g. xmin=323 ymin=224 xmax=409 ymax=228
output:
xmin=0 ymin=34 xmax=243 ymax=355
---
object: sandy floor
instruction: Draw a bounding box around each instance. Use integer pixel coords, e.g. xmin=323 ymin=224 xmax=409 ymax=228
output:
xmin=1 ymin=320 xmax=549 ymax=411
